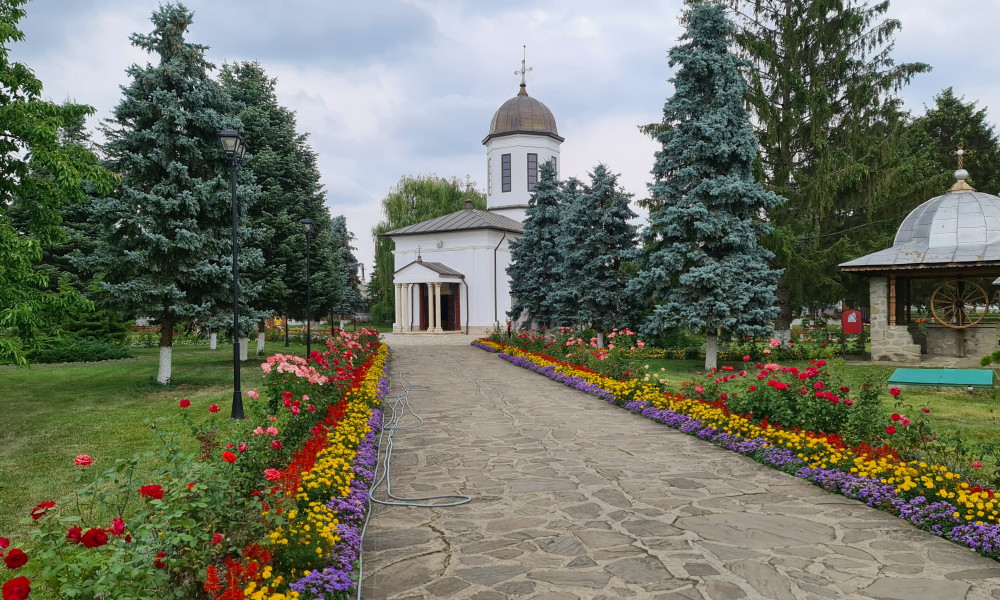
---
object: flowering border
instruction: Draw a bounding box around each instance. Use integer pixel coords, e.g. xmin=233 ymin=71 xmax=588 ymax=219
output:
xmin=480 ymin=341 xmax=1000 ymax=560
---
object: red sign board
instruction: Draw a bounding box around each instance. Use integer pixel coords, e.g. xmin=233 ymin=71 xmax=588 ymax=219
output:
xmin=842 ymin=310 xmax=863 ymax=335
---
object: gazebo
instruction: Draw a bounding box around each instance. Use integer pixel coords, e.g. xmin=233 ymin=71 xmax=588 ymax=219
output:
xmin=840 ymin=161 xmax=1000 ymax=362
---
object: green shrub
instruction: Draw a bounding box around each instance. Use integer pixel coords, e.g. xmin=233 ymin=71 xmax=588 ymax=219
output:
xmin=26 ymin=334 xmax=134 ymax=364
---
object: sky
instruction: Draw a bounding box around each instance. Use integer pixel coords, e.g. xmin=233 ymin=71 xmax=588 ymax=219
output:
xmin=11 ymin=0 xmax=1000 ymax=277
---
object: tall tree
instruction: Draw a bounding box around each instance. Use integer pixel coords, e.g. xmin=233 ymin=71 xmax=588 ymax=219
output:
xmin=910 ymin=87 xmax=1000 ymax=195
xmin=725 ymin=0 xmax=934 ymax=330
xmin=634 ymin=0 xmax=785 ymax=370
xmin=219 ymin=61 xmax=334 ymax=343
xmin=329 ymin=215 xmax=365 ymax=317
xmin=87 ymin=3 xmax=259 ymax=384
xmin=369 ymin=175 xmax=485 ymax=325
xmin=0 ymin=0 xmax=114 ymax=365
xmin=556 ymin=164 xmax=639 ymax=343
xmin=507 ymin=161 xmax=565 ymax=328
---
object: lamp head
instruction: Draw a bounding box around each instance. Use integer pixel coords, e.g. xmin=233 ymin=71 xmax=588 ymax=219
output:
xmin=217 ymin=129 xmax=246 ymax=161
xmin=300 ymin=218 xmax=315 ymax=234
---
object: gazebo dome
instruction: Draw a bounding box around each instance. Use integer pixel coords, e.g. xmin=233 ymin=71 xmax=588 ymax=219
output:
xmin=483 ymin=83 xmax=563 ymax=144
xmin=895 ymin=184 xmax=1000 ymax=249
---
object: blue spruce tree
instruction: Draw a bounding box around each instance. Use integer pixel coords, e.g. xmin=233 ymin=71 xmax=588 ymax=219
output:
xmin=635 ymin=0 xmax=784 ymax=369
xmin=557 ymin=164 xmax=639 ymax=345
xmin=87 ymin=4 xmax=260 ymax=384
xmin=507 ymin=160 xmax=564 ymax=329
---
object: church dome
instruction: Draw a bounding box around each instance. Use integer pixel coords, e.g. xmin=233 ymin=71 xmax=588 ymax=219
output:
xmin=483 ymin=84 xmax=564 ymax=144
xmin=894 ymin=171 xmax=1000 ymax=249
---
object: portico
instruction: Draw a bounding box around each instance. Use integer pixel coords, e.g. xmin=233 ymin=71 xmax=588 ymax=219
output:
xmin=392 ymin=260 xmax=465 ymax=333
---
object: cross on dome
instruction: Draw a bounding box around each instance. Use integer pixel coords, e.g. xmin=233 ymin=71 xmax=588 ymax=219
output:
xmin=952 ymin=145 xmax=967 ymax=170
xmin=515 ymin=45 xmax=532 ymax=94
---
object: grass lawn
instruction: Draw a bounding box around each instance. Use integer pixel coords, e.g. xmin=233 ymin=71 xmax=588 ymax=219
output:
xmin=642 ymin=358 xmax=1000 ymax=444
xmin=0 ymin=342 xmax=310 ymax=546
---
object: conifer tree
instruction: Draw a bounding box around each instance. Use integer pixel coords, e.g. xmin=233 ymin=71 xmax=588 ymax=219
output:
xmin=369 ymin=175 xmax=484 ymax=325
xmin=88 ymin=3 xmax=260 ymax=384
xmin=556 ymin=164 xmax=639 ymax=343
xmin=507 ymin=161 xmax=565 ymax=328
xmin=635 ymin=0 xmax=784 ymax=370
xmin=330 ymin=215 xmax=365 ymax=317
xmin=725 ymin=0 xmax=933 ymax=331
xmin=0 ymin=0 xmax=114 ymax=365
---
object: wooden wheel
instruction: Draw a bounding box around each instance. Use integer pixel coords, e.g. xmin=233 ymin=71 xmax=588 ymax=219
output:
xmin=930 ymin=280 xmax=989 ymax=329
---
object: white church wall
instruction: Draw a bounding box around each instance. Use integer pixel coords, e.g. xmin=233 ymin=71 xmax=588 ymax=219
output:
xmin=485 ymin=135 xmax=561 ymax=221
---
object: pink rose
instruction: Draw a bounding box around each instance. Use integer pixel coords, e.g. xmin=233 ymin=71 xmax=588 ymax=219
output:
xmin=75 ymin=455 xmax=93 ymax=467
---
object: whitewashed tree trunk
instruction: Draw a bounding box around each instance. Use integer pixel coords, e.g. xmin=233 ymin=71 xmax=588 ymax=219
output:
xmin=240 ymin=337 xmax=249 ymax=361
xmin=157 ymin=346 xmax=172 ymax=385
xmin=597 ymin=331 xmax=605 ymax=349
xmin=705 ymin=332 xmax=719 ymax=371
xmin=256 ymin=332 xmax=265 ymax=354
xmin=774 ymin=328 xmax=792 ymax=348
xmin=209 ymin=331 xmax=218 ymax=350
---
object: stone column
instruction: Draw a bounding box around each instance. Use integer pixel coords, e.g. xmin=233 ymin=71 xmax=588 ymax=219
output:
xmin=432 ymin=282 xmax=444 ymax=333
xmin=869 ymin=277 xmax=887 ymax=346
xmin=401 ymin=284 xmax=411 ymax=333
xmin=425 ymin=283 xmax=435 ymax=332
xmin=393 ymin=284 xmax=402 ymax=333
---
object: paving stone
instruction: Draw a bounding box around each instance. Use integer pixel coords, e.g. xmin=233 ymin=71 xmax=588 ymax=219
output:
xmin=677 ymin=513 xmax=836 ymax=548
xmin=423 ymin=576 xmax=470 ymax=597
xmin=604 ymin=555 xmax=674 ymax=584
xmin=727 ymin=559 xmax=797 ymax=600
xmin=535 ymin=535 xmax=588 ymax=556
xmin=861 ymin=577 xmax=971 ymax=599
xmin=654 ymin=587 xmax=706 ymax=600
xmin=527 ymin=569 xmax=611 ymax=588
xmin=705 ymin=581 xmax=747 ymax=599
xmin=495 ymin=580 xmax=535 ymax=597
xmin=682 ymin=562 xmax=719 ymax=576
xmin=946 ymin=568 xmax=1000 ymax=579
xmin=454 ymin=564 xmax=529 ymax=586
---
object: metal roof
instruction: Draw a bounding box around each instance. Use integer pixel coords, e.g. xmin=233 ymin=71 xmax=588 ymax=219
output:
xmin=393 ymin=260 xmax=465 ymax=278
xmin=482 ymin=84 xmax=564 ymax=145
xmin=840 ymin=183 xmax=1000 ymax=274
xmin=384 ymin=207 xmax=524 ymax=237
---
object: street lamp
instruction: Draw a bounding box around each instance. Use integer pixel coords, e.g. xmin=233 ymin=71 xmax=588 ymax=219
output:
xmin=301 ymin=218 xmax=314 ymax=359
xmin=218 ymin=128 xmax=247 ymax=419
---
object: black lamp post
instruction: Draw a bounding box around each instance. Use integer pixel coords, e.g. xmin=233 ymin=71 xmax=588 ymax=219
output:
xmin=218 ymin=129 xmax=247 ymax=419
xmin=301 ymin=218 xmax=314 ymax=359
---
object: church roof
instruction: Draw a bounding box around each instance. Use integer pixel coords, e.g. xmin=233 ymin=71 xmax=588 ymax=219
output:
xmin=393 ymin=260 xmax=464 ymax=278
xmin=840 ymin=170 xmax=1000 ymax=273
xmin=384 ymin=206 xmax=523 ymax=237
xmin=482 ymin=84 xmax=563 ymax=144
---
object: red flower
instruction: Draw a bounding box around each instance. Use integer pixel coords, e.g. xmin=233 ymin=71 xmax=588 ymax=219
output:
xmin=2 ymin=576 xmax=30 ymax=600
xmin=813 ymin=381 xmax=824 ymax=390
xmin=901 ymin=418 xmax=911 ymax=427
xmin=742 ymin=355 xmax=751 ymax=362
xmin=81 ymin=528 xmax=108 ymax=548
xmin=212 ymin=533 xmax=223 ymax=546
xmin=30 ymin=501 xmax=54 ymax=520
xmin=66 ymin=525 xmax=83 ymax=544
xmin=839 ymin=386 xmax=850 ymax=394
xmin=890 ymin=413 xmax=902 ymax=422
xmin=108 ymin=518 xmax=125 ymax=538
xmin=889 ymin=387 xmax=901 ymax=397
xmin=3 ymin=549 xmax=27 ymax=569
xmin=749 ymin=385 xmax=756 ymax=391
xmin=178 ymin=398 xmax=191 ymax=408
xmin=885 ymin=425 xmax=897 ymax=435
xmin=271 ymin=440 xmax=283 ymax=450
xmin=973 ymin=461 xmax=984 ymax=468
xmin=922 ymin=407 xmax=931 ymax=414
xmin=74 ymin=455 xmax=93 ymax=467
xmin=844 ymin=399 xmax=854 ymax=406
xmin=0 ymin=538 xmax=9 ymax=550
xmin=208 ymin=404 xmax=220 ymax=413
xmin=238 ymin=443 xmax=248 ymax=453
xmin=221 ymin=451 xmax=238 ymax=464
xmin=138 ymin=485 xmax=164 ymax=500
xmin=153 ymin=551 xmax=167 ymax=569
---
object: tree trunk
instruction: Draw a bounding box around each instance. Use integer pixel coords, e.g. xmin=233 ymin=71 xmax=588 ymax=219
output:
xmin=774 ymin=275 xmax=793 ymax=347
xmin=705 ymin=331 xmax=719 ymax=371
xmin=240 ymin=337 xmax=249 ymax=361
xmin=209 ymin=330 xmax=217 ymax=350
xmin=157 ymin=316 xmax=173 ymax=385
xmin=283 ymin=316 xmax=289 ymax=347
xmin=597 ymin=331 xmax=605 ymax=349
xmin=256 ymin=320 xmax=266 ymax=354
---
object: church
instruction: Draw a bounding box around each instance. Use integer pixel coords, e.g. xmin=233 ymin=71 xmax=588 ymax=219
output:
xmin=385 ymin=65 xmax=563 ymax=336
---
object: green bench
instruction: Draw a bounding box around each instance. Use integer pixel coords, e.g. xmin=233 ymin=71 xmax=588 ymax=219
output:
xmin=888 ymin=368 xmax=994 ymax=389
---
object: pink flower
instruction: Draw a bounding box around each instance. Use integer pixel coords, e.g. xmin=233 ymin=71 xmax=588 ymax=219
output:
xmin=637 ymin=341 xmax=645 ymax=348
xmin=266 ymin=426 xmax=278 ymax=436
xmin=264 ymin=468 xmax=282 ymax=481
xmin=973 ymin=461 xmax=983 ymax=468
xmin=108 ymin=517 xmax=126 ymax=537
xmin=694 ymin=385 xmax=704 ymax=394
xmin=901 ymin=418 xmax=911 ymax=427
xmin=244 ymin=389 xmax=259 ymax=399
xmin=75 ymin=455 xmax=93 ymax=467
xmin=238 ymin=443 xmax=248 ymax=453
xmin=252 ymin=427 xmax=265 ymax=435
xmin=178 ymin=398 xmax=190 ymax=408
xmin=271 ymin=440 xmax=283 ymax=450
xmin=763 ymin=349 xmax=771 ymax=354
xmin=290 ymin=405 xmax=301 ymax=415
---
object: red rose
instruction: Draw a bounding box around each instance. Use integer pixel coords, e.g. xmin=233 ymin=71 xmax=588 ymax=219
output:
xmin=885 ymin=425 xmax=897 ymax=435
xmin=74 ymin=455 xmax=93 ymax=467
xmin=66 ymin=525 xmax=83 ymax=544
xmin=922 ymin=407 xmax=931 ymax=414
xmin=212 ymin=533 xmax=223 ymax=545
xmin=889 ymin=387 xmax=901 ymax=397
xmin=271 ymin=440 xmax=282 ymax=450
xmin=179 ymin=398 xmax=191 ymax=408
xmin=138 ymin=484 xmax=164 ymax=500
xmin=108 ymin=518 xmax=125 ymax=538
xmin=890 ymin=413 xmax=901 ymax=422
xmin=153 ymin=551 xmax=166 ymax=569
xmin=3 ymin=549 xmax=27 ymax=569
xmin=749 ymin=385 xmax=756 ymax=391
xmin=238 ymin=443 xmax=248 ymax=453
xmin=844 ymin=399 xmax=854 ymax=406
xmin=30 ymin=501 xmax=54 ymax=520
xmin=208 ymin=404 xmax=220 ymax=413
xmin=0 ymin=538 xmax=8 ymax=549
xmin=221 ymin=451 xmax=237 ymax=464
xmin=81 ymin=528 xmax=108 ymax=548
xmin=2 ymin=576 xmax=30 ymax=600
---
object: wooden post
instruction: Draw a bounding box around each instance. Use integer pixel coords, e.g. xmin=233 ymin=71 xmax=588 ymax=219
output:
xmin=889 ymin=276 xmax=897 ymax=326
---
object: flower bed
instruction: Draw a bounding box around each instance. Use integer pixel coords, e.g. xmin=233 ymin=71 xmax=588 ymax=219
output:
xmin=477 ymin=340 xmax=1000 ymax=560
xmin=0 ymin=329 xmax=387 ymax=600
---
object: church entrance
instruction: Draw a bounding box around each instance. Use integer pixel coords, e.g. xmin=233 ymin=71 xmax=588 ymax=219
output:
xmin=415 ymin=282 xmax=462 ymax=332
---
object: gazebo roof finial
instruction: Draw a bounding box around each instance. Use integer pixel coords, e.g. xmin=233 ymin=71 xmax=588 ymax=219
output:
xmin=949 ymin=146 xmax=975 ymax=192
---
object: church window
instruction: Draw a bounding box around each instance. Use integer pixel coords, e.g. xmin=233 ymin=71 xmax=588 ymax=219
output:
xmin=527 ymin=153 xmax=538 ymax=191
xmin=488 ymin=156 xmax=492 ymax=195
xmin=502 ymin=154 xmax=511 ymax=192
xmin=549 ymin=156 xmax=558 ymax=179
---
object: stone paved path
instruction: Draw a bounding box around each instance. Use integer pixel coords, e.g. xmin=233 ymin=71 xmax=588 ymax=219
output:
xmin=362 ymin=335 xmax=1000 ymax=599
